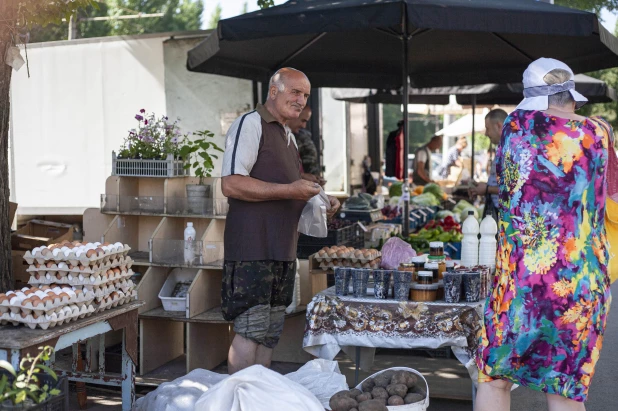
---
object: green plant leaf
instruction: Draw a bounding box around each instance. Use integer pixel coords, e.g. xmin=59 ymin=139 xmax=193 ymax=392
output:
xmin=0 ymin=360 xmax=16 ymax=377
xmin=50 ymin=389 xmax=61 ymax=396
xmin=193 ymin=162 xmax=199 ymax=168
xmin=183 ymin=164 xmax=192 ymax=170
xmin=36 ymin=365 xmax=57 ymax=381
xmin=15 ymin=390 xmax=26 ymax=404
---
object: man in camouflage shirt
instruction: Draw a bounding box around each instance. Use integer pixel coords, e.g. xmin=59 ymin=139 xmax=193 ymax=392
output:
xmin=288 ymin=106 xmax=324 ymax=185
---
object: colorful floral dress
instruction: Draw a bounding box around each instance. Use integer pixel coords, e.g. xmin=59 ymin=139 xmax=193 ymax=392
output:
xmin=477 ymin=110 xmax=613 ymax=402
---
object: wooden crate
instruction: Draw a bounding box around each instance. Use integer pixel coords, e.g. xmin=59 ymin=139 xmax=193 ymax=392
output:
xmin=308 ymin=254 xmax=332 ymax=296
xmin=11 ymin=219 xmax=74 ymax=251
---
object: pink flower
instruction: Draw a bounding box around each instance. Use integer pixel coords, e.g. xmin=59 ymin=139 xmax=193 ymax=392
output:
xmin=140 ymin=109 xmax=146 ymax=113
xmin=135 ymin=115 xmax=143 ymax=121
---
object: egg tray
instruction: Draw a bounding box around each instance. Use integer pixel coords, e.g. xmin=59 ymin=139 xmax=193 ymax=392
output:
xmin=94 ymin=290 xmax=136 ymax=313
xmin=27 ymin=269 xmax=135 ymax=287
xmin=319 ymin=257 xmax=381 ymax=271
xmin=26 ymin=256 xmax=134 ymax=276
xmin=1 ymin=288 xmax=96 ymax=314
xmin=314 ymin=252 xmax=381 ymax=263
xmin=92 ymin=280 xmax=135 ymax=300
xmin=23 ymin=245 xmax=132 ymax=266
xmin=1 ymin=304 xmax=96 ymax=330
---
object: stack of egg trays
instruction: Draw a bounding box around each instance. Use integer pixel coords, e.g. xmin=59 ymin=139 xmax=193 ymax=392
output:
xmin=23 ymin=243 xmax=132 ymax=266
xmin=0 ymin=286 xmax=96 ymax=330
xmin=26 ymin=256 xmax=134 ymax=286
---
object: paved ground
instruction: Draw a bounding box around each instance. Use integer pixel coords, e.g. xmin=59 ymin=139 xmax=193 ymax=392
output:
xmin=69 ymin=282 xmax=618 ymax=411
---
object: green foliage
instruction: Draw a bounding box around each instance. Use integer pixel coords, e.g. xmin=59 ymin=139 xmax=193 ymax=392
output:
xmin=208 ymin=3 xmax=222 ymax=29
xmin=179 ymin=130 xmax=224 ymax=184
xmin=28 ymin=0 xmax=204 ymax=43
xmin=0 ymin=346 xmax=60 ymax=406
xmin=555 ymin=0 xmax=618 ymax=15
xmin=257 ymin=0 xmax=275 ymax=9
xmin=16 ymin=0 xmax=98 ymax=28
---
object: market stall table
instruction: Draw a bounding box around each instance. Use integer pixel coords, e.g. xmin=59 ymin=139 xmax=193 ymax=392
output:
xmin=303 ymin=287 xmax=483 ymax=386
xmin=0 ymin=300 xmax=144 ymax=411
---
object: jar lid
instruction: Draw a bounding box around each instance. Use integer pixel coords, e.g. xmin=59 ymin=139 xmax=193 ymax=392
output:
xmin=424 ymin=262 xmax=439 ymax=269
xmin=410 ymin=283 xmax=439 ymax=290
xmin=445 ymin=260 xmax=455 ymax=267
xmin=427 ymin=255 xmax=446 ymax=261
xmin=411 ymin=256 xmax=427 ymax=263
xmin=417 ymin=271 xmax=433 ymax=277
xmin=399 ymin=263 xmax=415 ymax=268
xmin=429 ymin=241 xmax=444 ymax=247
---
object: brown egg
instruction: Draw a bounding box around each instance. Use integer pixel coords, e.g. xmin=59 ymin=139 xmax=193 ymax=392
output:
xmin=86 ymin=250 xmax=97 ymax=258
xmin=107 ymin=269 xmax=114 ymax=276
xmin=34 ymin=263 xmax=41 ymax=268
xmin=68 ymin=264 xmax=75 ymax=270
xmin=58 ymin=292 xmax=69 ymax=300
xmin=95 ymin=247 xmax=105 ymax=256
xmin=102 ymin=242 xmax=111 ymax=246
xmin=74 ymin=289 xmax=83 ymax=295
xmin=32 ymin=312 xmax=41 ymax=320
xmin=40 ymin=285 xmax=50 ymax=291
xmin=0 ymin=296 xmax=8 ymax=304
xmin=32 ymin=300 xmax=44 ymax=308
xmin=21 ymin=298 xmax=32 ymax=305
xmin=112 ymin=268 xmax=121 ymax=275
xmin=41 ymin=248 xmax=52 ymax=256
xmin=24 ymin=289 xmax=34 ymax=295
xmin=34 ymin=273 xmax=41 ymax=280
xmin=78 ymin=264 xmax=86 ymax=271
xmin=42 ymin=296 xmax=53 ymax=304
xmin=20 ymin=311 xmax=29 ymax=319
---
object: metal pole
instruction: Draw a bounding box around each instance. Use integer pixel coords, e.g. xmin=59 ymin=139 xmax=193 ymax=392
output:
xmin=402 ymin=10 xmax=410 ymax=238
xmin=471 ymin=95 xmax=476 ymax=179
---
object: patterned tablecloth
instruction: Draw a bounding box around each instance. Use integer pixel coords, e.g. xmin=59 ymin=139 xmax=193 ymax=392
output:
xmin=303 ymin=287 xmax=484 ymax=379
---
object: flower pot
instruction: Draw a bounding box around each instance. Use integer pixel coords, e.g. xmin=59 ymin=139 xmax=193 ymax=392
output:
xmin=186 ymin=184 xmax=212 ymax=215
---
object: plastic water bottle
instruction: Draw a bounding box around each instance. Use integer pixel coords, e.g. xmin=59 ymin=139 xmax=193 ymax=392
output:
xmin=184 ymin=222 xmax=196 ymax=264
xmin=461 ymin=211 xmax=480 ymax=267
xmin=479 ymin=215 xmax=498 ymax=268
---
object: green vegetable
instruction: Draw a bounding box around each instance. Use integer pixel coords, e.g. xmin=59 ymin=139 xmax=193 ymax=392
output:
xmin=423 ymin=183 xmax=445 ymax=201
xmin=389 ymin=182 xmax=403 ymax=198
xmin=435 ymin=210 xmax=455 ymax=221
xmin=359 ymin=193 xmax=373 ymax=203
xmin=460 ymin=206 xmax=479 ymax=222
xmin=453 ymin=199 xmax=474 ymax=214
xmin=410 ymin=193 xmax=440 ymax=207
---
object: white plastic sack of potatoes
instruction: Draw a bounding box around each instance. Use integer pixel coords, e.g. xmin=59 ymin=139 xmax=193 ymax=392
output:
xmin=285 ymin=359 xmax=349 ymax=410
xmin=193 ymin=365 xmax=324 ymax=411
xmin=133 ymin=369 xmax=227 ymax=411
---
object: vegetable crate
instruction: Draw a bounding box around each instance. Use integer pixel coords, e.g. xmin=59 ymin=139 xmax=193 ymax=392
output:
xmin=445 ymin=242 xmax=462 ymax=260
xmin=298 ymin=224 xmax=358 ymax=246
xmin=112 ymin=151 xmax=189 ymax=177
xmin=297 ymin=226 xmax=363 ymax=259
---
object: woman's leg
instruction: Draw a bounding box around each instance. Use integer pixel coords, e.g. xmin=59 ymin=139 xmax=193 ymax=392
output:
xmin=475 ymin=379 xmax=514 ymax=411
xmin=546 ymin=394 xmax=585 ymax=411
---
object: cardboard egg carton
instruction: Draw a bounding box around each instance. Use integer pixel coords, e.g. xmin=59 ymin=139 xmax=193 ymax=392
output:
xmin=314 ymin=246 xmax=381 ymax=263
xmin=25 ymin=256 xmax=134 ymax=277
xmin=28 ymin=268 xmax=134 ymax=287
xmin=23 ymin=243 xmax=131 ymax=266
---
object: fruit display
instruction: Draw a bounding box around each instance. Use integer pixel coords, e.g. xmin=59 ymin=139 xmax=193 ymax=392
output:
xmin=23 ymin=241 xmax=137 ymax=315
xmin=406 ymin=217 xmax=463 ymax=253
xmin=315 ymin=246 xmax=381 ymax=271
xmin=329 ymin=369 xmax=427 ymax=411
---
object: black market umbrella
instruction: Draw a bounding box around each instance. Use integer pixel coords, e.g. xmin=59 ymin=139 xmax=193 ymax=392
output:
xmin=331 ymin=75 xmax=618 ymax=105
xmin=187 ymin=0 xmax=618 ymax=236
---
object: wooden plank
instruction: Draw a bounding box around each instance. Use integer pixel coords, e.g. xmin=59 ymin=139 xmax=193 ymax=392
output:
xmin=140 ymin=305 xmax=306 ymax=324
xmin=272 ymin=314 xmax=313 ymax=363
xmin=311 ymin=272 xmax=329 ymax=296
xmin=103 ymin=215 xmax=139 ymax=252
xmin=152 ymin=217 xmax=182 ymax=241
xmin=187 ymin=269 xmax=220 ymax=318
xmin=138 ymin=178 xmax=165 ymax=198
xmin=137 ymin=216 xmax=162 ymax=252
xmin=139 ymin=318 xmax=184 ymax=376
xmin=186 ymin=322 xmax=230 ymax=371
xmin=201 ymin=219 xmax=224 ymax=264
xmin=136 ymin=267 xmax=170 ymax=314
xmin=83 ymin=209 xmax=114 ymax=243
xmin=105 ymin=176 xmax=121 ymax=197
xmin=118 ymin=177 xmax=139 ymax=199
xmin=0 ymin=302 xmax=143 ymax=350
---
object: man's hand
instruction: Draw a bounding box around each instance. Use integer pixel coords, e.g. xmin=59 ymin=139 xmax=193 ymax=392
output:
xmin=288 ymin=179 xmax=321 ymax=201
xmin=469 ymin=182 xmax=487 ymax=197
xmin=301 ymin=173 xmax=319 ymax=183
xmin=327 ymin=196 xmax=340 ymax=219
xmin=317 ymin=176 xmax=327 ymax=186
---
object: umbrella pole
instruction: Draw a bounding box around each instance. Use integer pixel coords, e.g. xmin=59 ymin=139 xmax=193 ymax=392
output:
xmin=471 ymin=94 xmax=476 ymax=179
xmin=402 ymin=33 xmax=410 ymax=238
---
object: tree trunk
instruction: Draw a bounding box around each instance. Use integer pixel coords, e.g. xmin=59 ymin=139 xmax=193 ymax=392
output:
xmin=0 ymin=0 xmax=17 ymax=293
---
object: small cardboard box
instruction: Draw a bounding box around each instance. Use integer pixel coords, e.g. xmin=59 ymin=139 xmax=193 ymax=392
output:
xmin=11 ymin=219 xmax=74 ymax=251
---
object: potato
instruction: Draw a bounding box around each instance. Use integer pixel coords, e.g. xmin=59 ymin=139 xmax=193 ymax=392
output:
xmin=409 ymin=384 xmax=426 ymax=397
xmin=329 ymin=391 xmax=358 ymax=411
xmin=390 ymin=371 xmax=409 ymax=386
xmin=405 ymin=372 xmax=418 ymax=388
xmin=371 ymin=386 xmax=389 ymax=400
xmin=404 ymin=392 xmax=424 ymax=404
xmin=386 ymin=383 xmax=408 ymax=398
xmin=349 ymin=389 xmax=363 ymax=398
xmin=381 ymin=370 xmax=396 ymax=382
xmin=356 ymin=392 xmax=372 ymax=403
xmin=388 ymin=395 xmax=405 ymax=406
xmin=373 ymin=373 xmax=390 ymax=388
xmin=361 ymin=378 xmax=376 ymax=393
xmin=358 ymin=399 xmax=388 ymax=411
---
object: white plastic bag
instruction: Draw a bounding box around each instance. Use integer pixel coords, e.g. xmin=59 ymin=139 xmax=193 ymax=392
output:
xmin=194 ymin=365 xmax=324 ymax=411
xmin=285 ymin=359 xmax=349 ymax=410
xmin=133 ymin=368 xmax=227 ymax=411
xmin=298 ymin=188 xmax=330 ymax=237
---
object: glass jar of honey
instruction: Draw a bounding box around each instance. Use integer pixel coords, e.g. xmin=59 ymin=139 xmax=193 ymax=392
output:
xmin=417 ymin=271 xmax=433 ymax=285
xmin=409 ymin=283 xmax=439 ymax=302
xmin=430 ymin=241 xmax=444 ymax=257
xmin=445 ymin=260 xmax=455 ymax=272
xmin=399 ymin=263 xmax=416 ymax=281
xmin=424 ymin=262 xmax=440 ymax=283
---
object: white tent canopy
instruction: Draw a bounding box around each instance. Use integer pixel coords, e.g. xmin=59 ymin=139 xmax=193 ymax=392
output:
xmin=436 ymin=108 xmax=489 ymax=138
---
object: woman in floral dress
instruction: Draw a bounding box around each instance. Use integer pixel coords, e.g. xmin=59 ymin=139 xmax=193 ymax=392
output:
xmin=476 ymin=58 xmax=612 ymax=411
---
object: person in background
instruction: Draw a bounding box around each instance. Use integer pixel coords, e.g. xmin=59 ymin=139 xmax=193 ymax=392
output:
xmin=412 ymin=134 xmax=442 ymax=186
xmin=287 ymin=106 xmax=325 ymax=186
xmin=221 ymin=67 xmax=340 ymax=374
xmin=385 ymin=120 xmax=405 ymax=180
xmin=469 ymin=109 xmax=508 ymax=207
xmin=437 ymin=136 xmax=468 ymax=179
xmin=476 ymin=58 xmax=611 ymax=411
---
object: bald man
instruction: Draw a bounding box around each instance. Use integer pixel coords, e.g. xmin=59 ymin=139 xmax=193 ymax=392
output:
xmin=220 ymin=68 xmax=340 ymax=373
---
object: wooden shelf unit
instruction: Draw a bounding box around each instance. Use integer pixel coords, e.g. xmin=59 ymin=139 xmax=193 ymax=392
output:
xmin=84 ymin=175 xmax=311 ymax=381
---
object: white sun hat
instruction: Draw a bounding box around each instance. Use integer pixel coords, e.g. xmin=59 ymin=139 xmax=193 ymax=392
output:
xmin=516 ymin=57 xmax=588 ymax=111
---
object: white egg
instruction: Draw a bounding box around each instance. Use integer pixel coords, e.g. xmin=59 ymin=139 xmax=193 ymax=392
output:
xmin=58 ymin=262 xmax=67 ymax=269
xmin=52 ymin=249 xmax=61 ymax=257
xmin=63 ymin=249 xmax=72 ymax=257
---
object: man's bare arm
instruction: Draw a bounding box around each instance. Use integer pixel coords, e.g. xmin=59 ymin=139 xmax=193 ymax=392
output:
xmin=415 ymin=161 xmax=432 ymax=183
xmin=222 ymin=175 xmax=319 ymax=202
